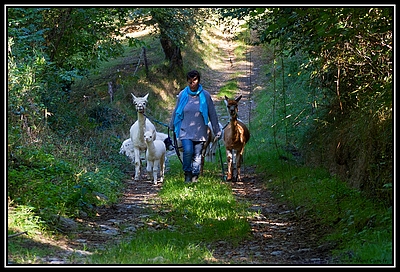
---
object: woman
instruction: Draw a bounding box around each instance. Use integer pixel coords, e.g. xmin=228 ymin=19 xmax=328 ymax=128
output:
xmin=170 ymin=70 xmax=221 ymax=183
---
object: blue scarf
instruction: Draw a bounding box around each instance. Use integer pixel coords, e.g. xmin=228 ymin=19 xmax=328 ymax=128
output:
xmin=174 ymin=84 xmax=208 ymax=137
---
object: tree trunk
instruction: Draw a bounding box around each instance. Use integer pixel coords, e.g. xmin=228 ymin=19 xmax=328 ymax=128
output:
xmin=160 ymin=35 xmax=183 ymax=73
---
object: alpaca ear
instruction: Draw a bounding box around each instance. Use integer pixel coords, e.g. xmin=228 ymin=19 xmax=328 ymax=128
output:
xmin=224 ymin=95 xmax=229 ymax=102
xmin=131 ymin=93 xmax=137 ymax=100
xmin=144 ymin=93 xmax=149 ymax=100
xmin=235 ymin=95 xmax=242 ymax=102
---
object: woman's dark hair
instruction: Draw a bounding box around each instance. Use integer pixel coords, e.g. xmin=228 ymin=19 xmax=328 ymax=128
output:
xmin=187 ymin=70 xmax=201 ymax=82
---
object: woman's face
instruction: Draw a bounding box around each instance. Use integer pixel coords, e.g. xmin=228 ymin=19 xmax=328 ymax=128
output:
xmin=188 ymin=77 xmax=199 ymax=91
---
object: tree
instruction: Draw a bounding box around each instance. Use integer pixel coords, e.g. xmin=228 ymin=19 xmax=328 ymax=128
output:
xmin=7 ymin=7 xmax=140 ymax=141
xmin=130 ymin=8 xmax=210 ymax=74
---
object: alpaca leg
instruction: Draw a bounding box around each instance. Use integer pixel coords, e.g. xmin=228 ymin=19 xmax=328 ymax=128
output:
xmin=226 ymin=149 xmax=233 ymax=181
xmin=236 ymin=153 xmax=241 ymax=182
xmin=236 ymin=149 xmax=245 ymax=182
xmin=146 ymin=161 xmax=153 ymax=180
xmin=134 ymin=149 xmax=141 ymax=180
xmin=159 ymin=156 xmax=165 ymax=183
xmin=153 ymin=161 xmax=159 ymax=184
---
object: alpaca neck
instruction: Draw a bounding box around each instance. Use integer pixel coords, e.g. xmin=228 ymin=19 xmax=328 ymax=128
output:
xmin=145 ymin=139 xmax=158 ymax=160
xmin=230 ymin=116 xmax=239 ymax=137
xmin=146 ymin=140 xmax=155 ymax=151
xmin=138 ymin=112 xmax=146 ymax=132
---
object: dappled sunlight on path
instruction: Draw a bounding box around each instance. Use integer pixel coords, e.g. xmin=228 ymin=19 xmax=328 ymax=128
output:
xmin=208 ymin=168 xmax=334 ymax=265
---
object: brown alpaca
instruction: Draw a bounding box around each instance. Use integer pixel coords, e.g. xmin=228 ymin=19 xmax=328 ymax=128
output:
xmin=223 ymin=95 xmax=250 ymax=182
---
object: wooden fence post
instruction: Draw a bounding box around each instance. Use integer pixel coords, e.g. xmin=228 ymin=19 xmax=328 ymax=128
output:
xmin=142 ymin=47 xmax=149 ymax=78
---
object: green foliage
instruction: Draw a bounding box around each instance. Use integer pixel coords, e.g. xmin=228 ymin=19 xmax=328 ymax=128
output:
xmin=8 ymin=204 xmax=46 ymax=236
xmin=8 ymin=7 xmax=136 ymax=72
xmin=7 ymin=203 xmax=51 ymax=264
xmin=8 ymin=144 xmax=124 ymax=224
xmin=145 ymin=8 xmax=204 ymax=47
xmin=332 ymin=226 xmax=392 ymax=264
xmin=250 ymin=7 xmax=393 ymax=118
xmin=7 ymin=7 xmax=142 ymax=145
xmin=303 ymin=108 xmax=393 ymax=206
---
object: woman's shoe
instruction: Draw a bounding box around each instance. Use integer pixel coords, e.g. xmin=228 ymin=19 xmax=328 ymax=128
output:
xmin=184 ymin=172 xmax=192 ymax=183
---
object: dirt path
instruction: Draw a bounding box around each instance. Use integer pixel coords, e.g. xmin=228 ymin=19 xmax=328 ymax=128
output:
xmin=35 ymin=26 xmax=335 ymax=266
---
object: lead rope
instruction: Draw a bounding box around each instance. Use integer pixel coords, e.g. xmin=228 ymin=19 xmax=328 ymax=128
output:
xmin=172 ymin=128 xmax=183 ymax=165
xmin=217 ymin=138 xmax=226 ymax=181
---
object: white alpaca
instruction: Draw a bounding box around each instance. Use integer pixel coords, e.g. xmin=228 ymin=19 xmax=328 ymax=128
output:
xmin=144 ymin=130 xmax=166 ymax=185
xmin=130 ymin=93 xmax=156 ymax=181
xmin=119 ymin=138 xmax=135 ymax=163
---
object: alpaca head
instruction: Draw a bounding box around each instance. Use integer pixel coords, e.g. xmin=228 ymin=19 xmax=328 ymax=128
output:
xmin=131 ymin=93 xmax=149 ymax=114
xmin=225 ymin=95 xmax=242 ymax=119
xmin=144 ymin=130 xmax=155 ymax=143
xmin=119 ymin=138 xmax=132 ymax=155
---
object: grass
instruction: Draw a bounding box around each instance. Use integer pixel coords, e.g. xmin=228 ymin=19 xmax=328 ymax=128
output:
xmin=217 ymin=79 xmax=240 ymax=99
xmin=7 ymin=203 xmax=50 ymax=264
xmin=91 ymin=230 xmax=215 ymax=264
